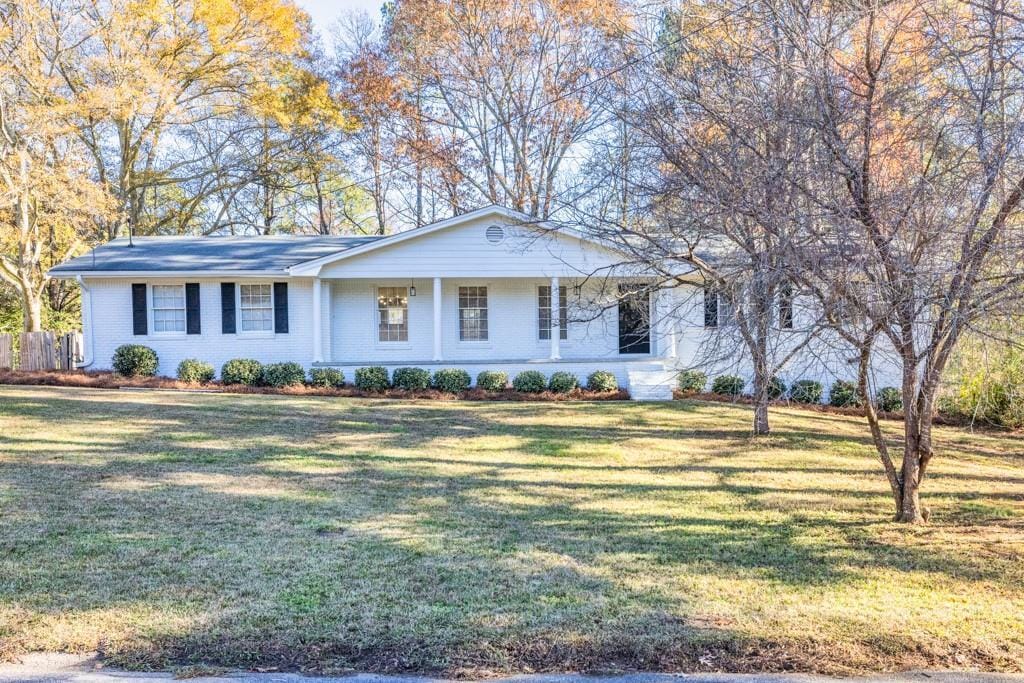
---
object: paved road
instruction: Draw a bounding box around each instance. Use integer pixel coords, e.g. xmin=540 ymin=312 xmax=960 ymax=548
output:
xmin=1 ymin=655 xmax=1022 ymax=683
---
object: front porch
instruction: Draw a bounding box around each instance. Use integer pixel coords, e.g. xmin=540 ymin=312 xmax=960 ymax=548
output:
xmin=308 ymin=276 xmax=681 ymax=399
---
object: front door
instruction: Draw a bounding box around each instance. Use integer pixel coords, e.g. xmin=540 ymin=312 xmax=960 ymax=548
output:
xmin=618 ymin=285 xmax=650 ymax=354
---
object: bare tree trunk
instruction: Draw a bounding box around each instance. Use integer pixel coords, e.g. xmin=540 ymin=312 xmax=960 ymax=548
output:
xmin=751 ymin=361 xmax=771 ymax=435
xmin=22 ymin=286 xmax=42 ymax=332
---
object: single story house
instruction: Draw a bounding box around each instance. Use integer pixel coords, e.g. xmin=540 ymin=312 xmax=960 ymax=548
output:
xmin=48 ymin=205 xmax=897 ymax=399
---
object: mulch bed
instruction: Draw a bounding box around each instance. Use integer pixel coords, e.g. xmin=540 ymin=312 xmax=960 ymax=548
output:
xmin=673 ymin=389 xmax=988 ymax=428
xmin=0 ymin=369 xmax=630 ymax=401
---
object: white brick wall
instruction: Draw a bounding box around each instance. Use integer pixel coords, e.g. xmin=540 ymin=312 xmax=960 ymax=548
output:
xmin=82 ymin=278 xmax=314 ymax=377
xmin=80 ymin=275 xmax=900 ymax=400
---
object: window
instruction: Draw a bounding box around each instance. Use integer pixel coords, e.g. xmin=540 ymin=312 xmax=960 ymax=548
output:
xmin=778 ymin=283 xmax=794 ymax=329
xmin=703 ymin=285 xmax=718 ymax=327
xmin=458 ymin=286 xmax=488 ymax=341
xmin=377 ymin=286 xmax=409 ymax=342
xmin=152 ymin=284 xmax=185 ymax=332
xmin=239 ymin=283 xmax=273 ymax=332
xmin=538 ymin=285 xmax=568 ymax=341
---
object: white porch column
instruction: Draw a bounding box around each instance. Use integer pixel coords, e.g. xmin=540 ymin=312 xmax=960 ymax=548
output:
xmin=549 ymin=276 xmax=561 ymax=360
xmin=432 ymin=277 xmax=443 ymax=361
xmin=658 ymin=287 xmax=677 ymax=359
xmin=322 ymin=281 xmax=332 ymax=362
xmin=312 ymin=277 xmax=323 ymax=363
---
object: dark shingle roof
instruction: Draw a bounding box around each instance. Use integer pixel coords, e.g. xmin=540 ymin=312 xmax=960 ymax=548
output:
xmin=48 ymin=235 xmax=384 ymax=275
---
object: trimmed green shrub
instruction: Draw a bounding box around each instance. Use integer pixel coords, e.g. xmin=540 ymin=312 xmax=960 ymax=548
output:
xmin=354 ymin=366 xmax=390 ymax=391
xmin=308 ymin=367 xmax=345 ymax=388
xmin=548 ymin=371 xmax=579 ymax=394
xmin=767 ymin=376 xmax=786 ymax=400
xmin=476 ymin=370 xmax=508 ymax=391
xmin=393 ymin=367 xmax=432 ymax=390
xmin=877 ymin=386 xmax=902 ymax=413
xmin=176 ymin=358 xmax=214 ymax=384
xmin=587 ymin=370 xmax=618 ymax=392
xmin=432 ymin=368 xmax=471 ymax=393
xmin=829 ymin=379 xmax=862 ymax=407
xmin=711 ymin=374 xmax=744 ymax=396
xmin=513 ymin=370 xmax=547 ymax=393
xmin=263 ymin=362 xmax=306 ymax=388
xmin=790 ymin=379 xmax=824 ymax=404
xmin=112 ymin=344 xmax=158 ymax=377
xmin=677 ymin=369 xmax=708 ymax=393
xmin=221 ymin=358 xmax=263 ymax=386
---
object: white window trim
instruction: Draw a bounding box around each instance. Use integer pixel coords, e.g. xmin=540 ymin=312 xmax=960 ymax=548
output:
xmin=455 ymin=283 xmax=491 ymax=346
xmin=236 ymin=281 xmax=275 ymax=337
xmin=535 ymin=284 xmax=570 ymax=345
xmin=148 ymin=282 xmax=187 ymax=337
xmin=373 ymin=284 xmax=412 ymax=347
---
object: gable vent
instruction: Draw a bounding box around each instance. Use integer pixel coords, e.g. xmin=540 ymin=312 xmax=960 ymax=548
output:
xmin=485 ymin=225 xmax=505 ymax=244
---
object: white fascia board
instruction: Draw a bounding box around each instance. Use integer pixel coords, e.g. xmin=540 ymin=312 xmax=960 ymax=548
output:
xmin=48 ymin=270 xmax=291 ymax=280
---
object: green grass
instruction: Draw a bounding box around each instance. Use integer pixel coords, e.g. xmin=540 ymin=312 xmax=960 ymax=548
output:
xmin=0 ymin=385 xmax=1022 ymax=675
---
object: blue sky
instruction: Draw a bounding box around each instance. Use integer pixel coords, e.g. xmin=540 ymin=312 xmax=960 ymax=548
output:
xmin=296 ymin=0 xmax=385 ymax=35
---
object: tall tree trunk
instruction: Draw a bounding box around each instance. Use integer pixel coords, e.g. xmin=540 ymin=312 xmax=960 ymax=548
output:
xmin=751 ymin=357 xmax=771 ymax=435
xmin=21 ymin=284 xmax=42 ymax=332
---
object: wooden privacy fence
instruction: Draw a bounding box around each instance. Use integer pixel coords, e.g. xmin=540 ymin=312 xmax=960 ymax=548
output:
xmin=0 ymin=334 xmax=11 ymax=370
xmin=0 ymin=331 xmax=83 ymax=371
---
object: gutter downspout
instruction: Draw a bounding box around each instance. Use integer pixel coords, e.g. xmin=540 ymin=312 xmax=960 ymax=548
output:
xmin=75 ymin=275 xmax=94 ymax=368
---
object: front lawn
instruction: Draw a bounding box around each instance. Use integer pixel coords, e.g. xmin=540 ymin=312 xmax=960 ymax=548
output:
xmin=0 ymin=386 xmax=1021 ymax=675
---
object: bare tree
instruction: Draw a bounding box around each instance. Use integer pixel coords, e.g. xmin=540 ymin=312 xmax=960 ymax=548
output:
xmin=790 ymin=0 xmax=1024 ymax=522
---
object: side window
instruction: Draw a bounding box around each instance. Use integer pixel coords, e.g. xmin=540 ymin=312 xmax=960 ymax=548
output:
xmin=377 ymin=287 xmax=409 ymax=342
xmin=538 ymin=285 xmax=567 ymax=341
xmin=239 ymin=284 xmax=273 ymax=332
xmin=152 ymin=284 xmax=186 ymax=332
xmin=458 ymin=286 xmax=488 ymax=341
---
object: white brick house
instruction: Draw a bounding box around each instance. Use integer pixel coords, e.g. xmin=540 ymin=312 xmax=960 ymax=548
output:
xmin=48 ymin=205 xmax=897 ymax=399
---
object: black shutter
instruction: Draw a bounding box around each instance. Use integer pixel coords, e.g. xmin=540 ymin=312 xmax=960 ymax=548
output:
xmin=131 ymin=283 xmax=147 ymax=335
xmin=273 ymin=282 xmax=288 ymax=333
xmin=185 ymin=283 xmax=201 ymax=334
xmin=703 ymin=285 xmax=718 ymax=328
xmin=221 ymin=282 xmax=236 ymax=334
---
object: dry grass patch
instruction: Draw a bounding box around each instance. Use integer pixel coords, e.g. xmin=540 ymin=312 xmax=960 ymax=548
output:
xmin=0 ymin=385 xmax=1021 ymax=675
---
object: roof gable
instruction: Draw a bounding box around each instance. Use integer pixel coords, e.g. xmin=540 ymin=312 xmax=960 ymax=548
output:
xmin=288 ymin=205 xmax=626 ymax=276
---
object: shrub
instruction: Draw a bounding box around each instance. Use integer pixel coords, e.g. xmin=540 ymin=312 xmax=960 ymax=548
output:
xmin=790 ymin=379 xmax=824 ymax=404
xmin=476 ymin=370 xmax=508 ymax=391
xmin=548 ymin=371 xmax=579 ymax=394
xmin=221 ymin=358 xmax=263 ymax=386
xmin=513 ymin=370 xmax=547 ymax=393
xmin=767 ymin=376 xmax=787 ymax=400
xmin=354 ymin=366 xmax=390 ymax=391
xmin=677 ymin=369 xmax=707 ymax=393
xmin=176 ymin=358 xmax=214 ymax=384
xmin=711 ymin=374 xmax=745 ymax=396
xmin=829 ymin=379 xmax=862 ymax=407
xmin=586 ymin=370 xmax=618 ymax=392
xmin=308 ymin=367 xmax=345 ymax=388
xmin=877 ymin=386 xmax=902 ymax=413
xmin=263 ymin=362 xmax=306 ymax=388
xmin=112 ymin=344 xmax=158 ymax=377
xmin=432 ymin=368 xmax=471 ymax=393
xmin=393 ymin=367 xmax=432 ymax=390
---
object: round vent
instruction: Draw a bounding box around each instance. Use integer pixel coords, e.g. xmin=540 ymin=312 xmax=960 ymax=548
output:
xmin=485 ymin=225 xmax=505 ymax=244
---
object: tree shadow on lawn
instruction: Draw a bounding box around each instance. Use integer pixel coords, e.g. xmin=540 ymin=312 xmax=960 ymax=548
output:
xmin=0 ymin=388 xmax=1021 ymax=673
